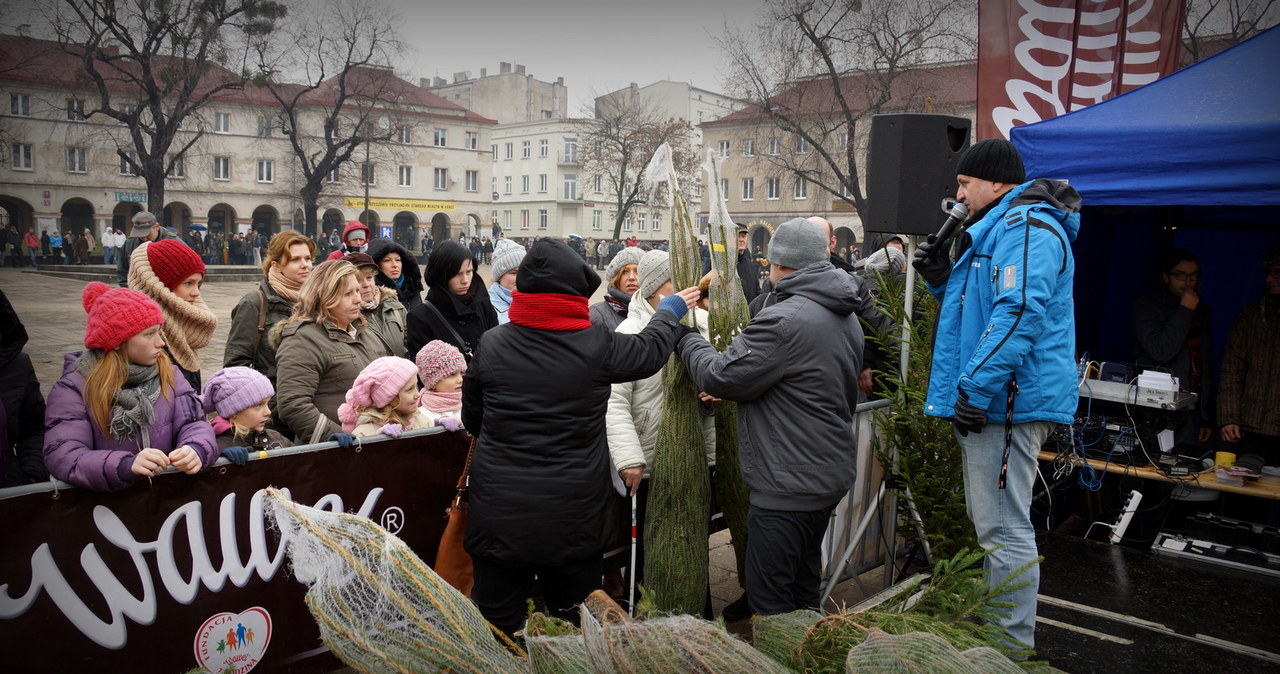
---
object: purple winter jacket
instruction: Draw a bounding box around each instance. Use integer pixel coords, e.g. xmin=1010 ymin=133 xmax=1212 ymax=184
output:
xmin=43 ymin=352 xmax=218 ymax=491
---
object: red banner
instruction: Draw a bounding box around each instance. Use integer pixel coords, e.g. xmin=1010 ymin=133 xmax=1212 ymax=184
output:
xmin=977 ymin=0 xmax=1186 ymax=140
xmin=0 ymin=432 xmax=470 ymax=674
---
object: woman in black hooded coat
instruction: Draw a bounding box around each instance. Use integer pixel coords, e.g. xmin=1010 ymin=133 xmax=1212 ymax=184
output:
xmin=367 ymin=237 xmax=423 ymax=312
xmin=461 ymin=238 xmax=699 ymax=636
xmin=0 ymin=290 xmax=49 ymax=486
xmin=405 ymin=240 xmax=498 ymax=360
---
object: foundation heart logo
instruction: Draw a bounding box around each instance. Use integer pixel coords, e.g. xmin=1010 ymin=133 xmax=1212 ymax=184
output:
xmin=193 ymin=607 xmax=272 ymax=674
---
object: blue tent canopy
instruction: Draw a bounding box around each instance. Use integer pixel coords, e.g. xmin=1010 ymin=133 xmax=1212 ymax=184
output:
xmin=1011 ymin=26 xmax=1280 ymax=206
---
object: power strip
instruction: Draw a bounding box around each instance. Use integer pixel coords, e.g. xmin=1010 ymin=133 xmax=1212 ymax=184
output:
xmin=1109 ymin=490 xmax=1143 ymax=544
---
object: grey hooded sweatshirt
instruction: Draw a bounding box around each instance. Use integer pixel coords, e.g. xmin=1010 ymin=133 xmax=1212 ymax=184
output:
xmin=679 ymin=261 xmax=863 ymax=510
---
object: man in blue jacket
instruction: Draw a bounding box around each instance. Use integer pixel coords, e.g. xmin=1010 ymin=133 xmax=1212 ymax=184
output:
xmin=913 ymin=139 xmax=1081 ymax=653
xmin=680 ymin=218 xmax=863 ymax=617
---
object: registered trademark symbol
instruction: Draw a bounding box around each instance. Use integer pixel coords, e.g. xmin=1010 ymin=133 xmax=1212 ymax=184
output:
xmin=380 ymin=507 xmax=404 ymax=534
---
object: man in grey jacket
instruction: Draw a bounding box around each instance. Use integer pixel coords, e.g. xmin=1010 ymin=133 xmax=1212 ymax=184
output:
xmin=679 ymin=217 xmax=863 ymax=616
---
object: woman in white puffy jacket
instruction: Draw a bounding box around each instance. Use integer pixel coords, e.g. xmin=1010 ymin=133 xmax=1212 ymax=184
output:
xmin=605 ymin=249 xmax=716 ymax=589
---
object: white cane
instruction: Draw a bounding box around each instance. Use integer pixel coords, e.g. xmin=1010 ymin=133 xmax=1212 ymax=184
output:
xmin=628 ymin=492 xmax=638 ymax=617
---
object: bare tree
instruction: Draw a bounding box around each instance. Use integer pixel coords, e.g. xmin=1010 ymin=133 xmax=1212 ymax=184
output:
xmin=577 ymin=97 xmax=699 ymax=241
xmin=1183 ymin=0 xmax=1279 ymax=63
xmin=47 ymin=0 xmax=285 ymax=213
xmin=719 ymin=0 xmax=975 ymax=216
xmin=252 ymin=0 xmax=409 ymax=236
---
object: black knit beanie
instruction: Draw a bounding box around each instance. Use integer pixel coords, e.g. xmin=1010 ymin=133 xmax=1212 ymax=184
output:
xmin=956 ymin=138 xmax=1025 ymax=184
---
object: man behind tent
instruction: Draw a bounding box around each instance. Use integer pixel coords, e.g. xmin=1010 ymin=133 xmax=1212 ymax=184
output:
xmin=678 ymin=218 xmax=863 ymax=616
xmin=912 ymin=138 xmax=1081 ymax=652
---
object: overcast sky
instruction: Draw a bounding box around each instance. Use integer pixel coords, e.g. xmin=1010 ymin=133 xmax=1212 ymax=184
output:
xmin=3 ymin=0 xmax=766 ymax=114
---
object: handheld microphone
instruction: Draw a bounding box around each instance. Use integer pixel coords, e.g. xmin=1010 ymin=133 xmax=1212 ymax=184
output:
xmin=927 ymin=201 xmax=969 ymax=247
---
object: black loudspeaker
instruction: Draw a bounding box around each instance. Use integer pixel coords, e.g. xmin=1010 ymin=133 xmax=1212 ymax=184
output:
xmin=864 ymin=113 xmax=971 ymax=236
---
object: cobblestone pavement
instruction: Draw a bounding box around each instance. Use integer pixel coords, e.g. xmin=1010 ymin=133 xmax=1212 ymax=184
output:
xmin=0 ymin=263 xmax=881 ymax=620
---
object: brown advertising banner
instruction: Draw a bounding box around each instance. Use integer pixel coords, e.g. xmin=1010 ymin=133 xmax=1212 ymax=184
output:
xmin=0 ymin=431 xmax=470 ymax=673
xmin=976 ymin=0 xmax=1186 ymax=140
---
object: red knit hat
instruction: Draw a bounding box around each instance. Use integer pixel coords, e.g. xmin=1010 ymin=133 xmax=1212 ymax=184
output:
xmin=81 ymin=281 xmax=164 ymax=351
xmin=144 ymin=239 xmax=205 ymax=291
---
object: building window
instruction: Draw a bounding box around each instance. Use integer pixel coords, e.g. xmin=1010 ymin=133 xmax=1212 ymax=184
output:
xmin=326 ymin=166 xmax=341 ymax=183
xmin=214 ymin=112 xmax=230 ymax=133
xmin=12 ymin=143 xmax=33 ymax=170
xmin=257 ymin=159 xmax=274 ymax=183
xmin=592 ymin=210 xmax=602 ymax=231
xmin=491 ymin=144 xmax=498 ymax=161
xmin=503 ymin=210 xmax=512 ymax=230
xmin=768 ymin=136 xmax=780 ymax=156
xmin=593 ymin=175 xmax=602 ymax=192
xmin=504 ymin=142 xmax=513 ymax=159
xmin=66 ymin=98 xmax=85 ymax=122
xmin=434 ymin=167 xmax=448 ymax=190
xmin=521 ymin=140 xmax=531 ymax=158
xmin=257 ymin=116 xmax=273 ymax=137
xmin=503 ymin=175 xmax=512 ymax=194
xmin=119 ymin=151 xmax=139 ymax=176
xmin=465 ymin=169 xmax=478 ymax=192
xmin=563 ymin=174 xmax=577 ymax=200
xmin=622 ymin=214 xmax=632 ymax=232
xmin=520 ymin=209 xmax=529 ymax=230
xmin=214 ymin=156 xmax=230 ymax=181
xmin=361 ymin=163 xmax=375 ymax=186
xmin=793 ymin=177 xmax=807 ymax=199
xmin=66 ymin=147 xmax=87 ymax=173
xmin=720 ymin=178 xmax=728 ymax=195
xmin=839 ymin=131 xmax=849 ymax=149
xmin=563 ymin=137 xmax=577 ymax=163
xmin=167 ymin=154 xmax=185 ymax=179
xmin=767 ymin=177 xmax=780 ymax=200
xmin=399 ymin=165 xmax=413 ymax=187
xmin=10 ymin=93 xmax=30 ymax=117
xmin=538 ymin=209 xmax=548 ymax=230
xmin=718 ymin=140 xmax=730 ymax=158
xmin=538 ymin=173 xmax=548 ymax=193
xmin=465 ymin=131 xmax=478 ymax=149
xmin=795 ymin=136 xmax=810 ymax=154
xmin=652 ymin=213 xmax=660 ymax=231
xmin=539 ymin=138 xmax=549 ymax=157
xmin=433 ymin=127 xmax=447 ymax=147
xmin=521 ymin=175 xmax=530 ymax=193
xmin=742 ymin=138 xmax=755 ymax=157
xmin=638 ymin=212 xmax=648 ymax=231
xmin=742 ymin=178 xmax=754 ymax=201
xmin=118 ymin=103 xmax=137 ymax=125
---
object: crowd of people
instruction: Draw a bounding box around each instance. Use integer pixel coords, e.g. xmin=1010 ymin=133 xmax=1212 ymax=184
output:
xmin=3 ymin=139 xmax=1277 ymax=652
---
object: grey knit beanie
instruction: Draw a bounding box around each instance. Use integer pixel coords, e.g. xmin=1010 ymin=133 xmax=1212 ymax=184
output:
xmin=956 ymin=138 xmax=1025 ymax=184
xmin=768 ymin=218 xmax=828 ymax=269
xmin=637 ymin=249 xmax=671 ymax=300
xmin=491 ymin=238 xmax=526 ymax=281
xmin=604 ymin=246 xmax=645 ymax=284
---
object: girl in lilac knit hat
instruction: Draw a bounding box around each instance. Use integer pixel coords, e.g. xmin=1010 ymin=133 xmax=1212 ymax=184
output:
xmin=337 ymin=357 xmax=433 ymax=438
xmin=415 ymin=340 xmax=466 ymax=432
xmin=202 ymin=366 xmax=292 ymax=465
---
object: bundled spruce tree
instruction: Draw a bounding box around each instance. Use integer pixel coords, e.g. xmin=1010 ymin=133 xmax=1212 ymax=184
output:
xmin=640 ymin=144 xmax=714 ymax=615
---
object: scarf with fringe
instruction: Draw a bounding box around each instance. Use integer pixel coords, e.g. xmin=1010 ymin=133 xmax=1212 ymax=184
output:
xmin=77 ymin=351 xmax=162 ymax=443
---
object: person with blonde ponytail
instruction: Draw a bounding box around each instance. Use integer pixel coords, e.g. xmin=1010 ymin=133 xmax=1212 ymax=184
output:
xmin=128 ymin=239 xmax=217 ymax=389
xmin=43 ymin=282 xmax=217 ymax=491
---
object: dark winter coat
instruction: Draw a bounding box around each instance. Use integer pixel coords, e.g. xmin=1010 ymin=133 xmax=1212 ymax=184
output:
xmin=461 ymin=240 xmax=689 ymax=565
xmin=588 ymin=286 xmax=631 ymax=331
xmin=0 ymin=292 xmax=48 ymax=486
xmin=405 ymin=286 xmax=498 ymax=361
xmin=737 ymin=250 xmax=761 ymax=305
xmin=367 ymin=238 xmax=423 ymax=312
xmin=224 ymin=277 xmax=295 ymax=382
xmin=43 ymin=354 xmax=217 ymax=492
xmin=1132 ymin=289 xmax=1215 ymax=427
xmin=681 ymin=262 xmax=863 ymax=511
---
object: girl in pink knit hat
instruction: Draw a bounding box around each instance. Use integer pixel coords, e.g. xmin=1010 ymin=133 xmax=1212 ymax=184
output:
xmin=337 ymin=356 xmax=433 ymax=438
xmin=414 ymin=340 xmax=467 ymax=431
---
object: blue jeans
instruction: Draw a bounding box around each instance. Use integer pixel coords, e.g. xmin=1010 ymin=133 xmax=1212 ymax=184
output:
xmin=958 ymin=420 xmax=1053 ymax=652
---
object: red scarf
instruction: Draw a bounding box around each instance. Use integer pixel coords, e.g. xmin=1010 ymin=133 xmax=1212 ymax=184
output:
xmin=509 ymin=290 xmax=591 ymax=330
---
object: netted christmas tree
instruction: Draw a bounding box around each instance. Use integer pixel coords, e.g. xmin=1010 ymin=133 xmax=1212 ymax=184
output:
xmin=639 ymin=143 xmax=713 ymax=616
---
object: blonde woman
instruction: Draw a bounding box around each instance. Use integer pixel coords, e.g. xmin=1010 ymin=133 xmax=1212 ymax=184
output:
xmin=128 ymin=239 xmax=217 ymax=390
xmin=273 ymin=260 xmax=391 ymax=444
xmin=43 ymin=283 xmax=216 ymax=491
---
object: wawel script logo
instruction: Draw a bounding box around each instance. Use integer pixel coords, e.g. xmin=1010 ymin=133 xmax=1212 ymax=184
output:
xmin=195 ymin=607 xmax=272 ymax=674
xmin=992 ymin=0 xmax=1169 ymax=138
xmin=0 ymin=487 xmax=383 ymax=649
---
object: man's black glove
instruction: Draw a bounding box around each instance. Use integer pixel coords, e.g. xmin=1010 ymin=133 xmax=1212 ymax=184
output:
xmin=953 ymin=389 xmax=987 ymax=437
xmin=912 ymin=239 xmax=952 ymax=288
